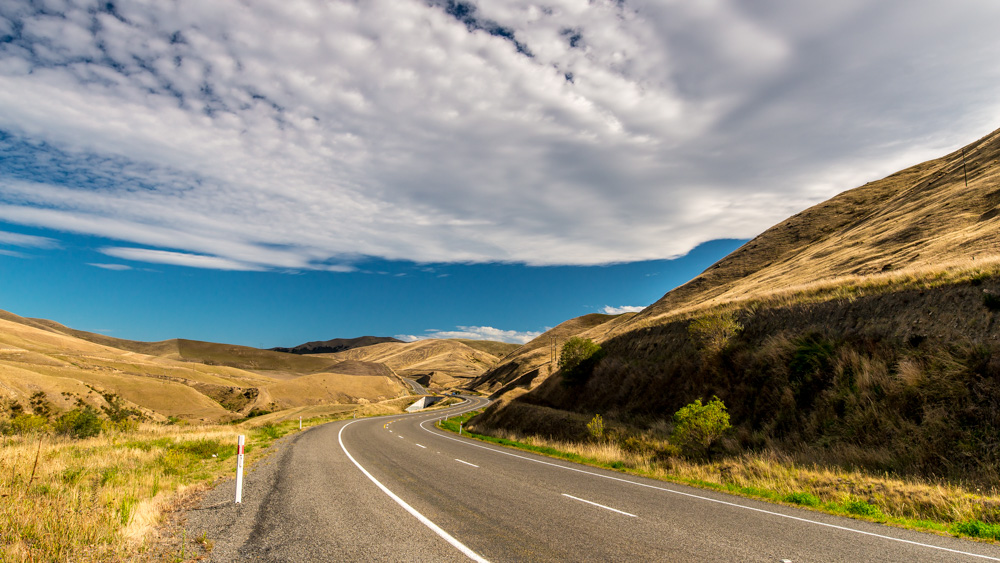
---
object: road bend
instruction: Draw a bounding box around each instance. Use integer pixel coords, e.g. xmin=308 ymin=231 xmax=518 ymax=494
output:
xmin=189 ymin=396 xmax=1000 ymax=562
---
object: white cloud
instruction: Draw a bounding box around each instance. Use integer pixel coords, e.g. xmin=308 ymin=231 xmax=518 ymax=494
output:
xmin=397 ymin=325 xmax=542 ymax=344
xmin=88 ymin=263 xmax=132 ymax=271
xmin=0 ymin=230 xmax=58 ymax=249
xmin=600 ymin=305 xmax=645 ymax=315
xmin=0 ymin=1 xmax=999 ymax=269
xmin=100 ymin=247 xmax=262 ymax=271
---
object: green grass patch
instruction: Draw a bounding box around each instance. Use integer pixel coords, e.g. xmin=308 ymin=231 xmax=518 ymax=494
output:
xmin=952 ymin=520 xmax=1000 ymax=541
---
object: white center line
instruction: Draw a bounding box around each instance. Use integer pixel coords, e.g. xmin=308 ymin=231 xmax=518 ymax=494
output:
xmin=398 ymin=435 xmax=404 ymax=439
xmin=562 ymin=493 xmax=637 ymax=518
xmin=416 ymin=444 xmax=427 ymax=449
xmin=455 ymin=459 xmax=479 ymax=468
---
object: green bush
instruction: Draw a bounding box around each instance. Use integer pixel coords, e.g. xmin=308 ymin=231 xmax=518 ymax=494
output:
xmin=688 ymin=312 xmax=743 ymax=353
xmin=54 ymin=407 xmax=104 ymax=439
xmin=586 ymin=414 xmax=605 ymax=442
xmin=671 ymin=396 xmax=731 ymax=459
xmin=7 ymin=414 xmax=50 ymax=435
xmin=559 ymin=337 xmax=604 ymax=385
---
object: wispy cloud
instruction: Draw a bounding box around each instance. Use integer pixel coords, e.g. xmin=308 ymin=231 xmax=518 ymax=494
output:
xmin=600 ymin=305 xmax=645 ymax=315
xmin=397 ymin=325 xmax=541 ymax=344
xmin=88 ymin=263 xmax=133 ymax=271
xmin=0 ymin=230 xmax=58 ymax=249
xmin=1 ymin=1 xmax=999 ymax=269
xmin=100 ymin=247 xmax=262 ymax=271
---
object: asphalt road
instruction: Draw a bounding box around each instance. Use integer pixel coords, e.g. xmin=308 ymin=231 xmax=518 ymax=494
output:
xmin=401 ymin=377 xmax=428 ymax=395
xmin=186 ymin=397 xmax=1000 ymax=562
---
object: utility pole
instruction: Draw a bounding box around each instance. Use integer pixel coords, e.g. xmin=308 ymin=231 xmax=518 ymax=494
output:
xmin=963 ymin=148 xmax=969 ymax=188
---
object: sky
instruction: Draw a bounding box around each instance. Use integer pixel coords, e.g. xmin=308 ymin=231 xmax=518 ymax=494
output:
xmin=2 ymin=1 xmax=1000 ymax=346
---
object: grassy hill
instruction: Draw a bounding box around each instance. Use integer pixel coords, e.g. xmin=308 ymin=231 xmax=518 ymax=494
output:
xmin=473 ymin=126 xmax=1000 ymax=484
xmin=469 ymin=313 xmax=633 ymax=395
xmin=0 ymin=311 xmax=408 ymax=423
xmin=326 ymin=339 xmax=511 ymax=389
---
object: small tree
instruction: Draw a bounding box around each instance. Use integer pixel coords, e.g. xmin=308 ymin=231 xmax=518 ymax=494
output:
xmin=671 ymin=396 xmax=731 ymax=459
xmin=559 ymin=337 xmax=604 ymax=385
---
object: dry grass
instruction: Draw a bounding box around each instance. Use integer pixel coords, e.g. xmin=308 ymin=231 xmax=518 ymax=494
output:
xmin=0 ymin=396 xmax=412 ymax=562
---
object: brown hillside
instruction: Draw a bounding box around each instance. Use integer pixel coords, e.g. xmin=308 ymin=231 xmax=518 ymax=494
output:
xmin=0 ymin=310 xmax=406 ymax=423
xmin=632 ymin=126 xmax=1000 ymax=326
xmin=326 ymin=339 xmax=503 ymax=389
xmin=469 ymin=313 xmax=632 ymax=395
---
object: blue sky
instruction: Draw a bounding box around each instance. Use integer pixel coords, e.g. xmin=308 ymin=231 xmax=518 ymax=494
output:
xmin=2 ymin=1 xmax=1000 ymax=345
xmin=0 ymin=222 xmax=743 ymax=346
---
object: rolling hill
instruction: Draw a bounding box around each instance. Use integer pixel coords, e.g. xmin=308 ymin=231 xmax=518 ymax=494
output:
xmin=270 ymin=336 xmax=403 ymax=355
xmin=325 ymin=339 xmax=512 ymax=389
xmin=0 ymin=310 xmax=409 ymax=423
xmin=472 ymin=126 xmax=1000 ymax=483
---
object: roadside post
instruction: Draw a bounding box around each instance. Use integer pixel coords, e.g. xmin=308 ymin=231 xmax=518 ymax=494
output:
xmin=459 ymin=422 xmax=463 ymax=436
xmin=299 ymin=416 xmax=302 ymax=430
xmin=235 ymin=435 xmax=245 ymax=504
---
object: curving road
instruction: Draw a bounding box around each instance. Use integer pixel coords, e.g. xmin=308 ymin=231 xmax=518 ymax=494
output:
xmin=187 ymin=397 xmax=1000 ymax=562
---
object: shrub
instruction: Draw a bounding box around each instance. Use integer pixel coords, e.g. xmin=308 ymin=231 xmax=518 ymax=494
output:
xmin=671 ymin=396 xmax=731 ymax=459
xmin=29 ymin=391 xmax=54 ymax=419
xmin=54 ymin=407 xmax=104 ymax=439
xmin=688 ymin=312 xmax=743 ymax=353
xmin=559 ymin=337 xmax=604 ymax=385
xmin=586 ymin=414 xmax=605 ymax=442
xmin=7 ymin=414 xmax=50 ymax=436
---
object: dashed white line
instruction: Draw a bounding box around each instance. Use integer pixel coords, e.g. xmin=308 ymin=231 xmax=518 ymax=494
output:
xmin=416 ymin=444 xmax=427 ymax=449
xmin=418 ymin=409 xmax=1000 ymax=562
xmin=339 ymin=420 xmax=490 ymax=563
xmin=562 ymin=494 xmax=637 ymax=518
xmin=455 ymin=459 xmax=479 ymax=468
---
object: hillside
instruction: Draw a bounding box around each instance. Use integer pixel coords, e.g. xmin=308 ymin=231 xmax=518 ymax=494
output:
xmin=270 ymin=336 xmax=403 ymax=355
xmin=629 ymin=126 xmax=1000 ymax=327
xmin=472 ymin=126 xmax=1000 ymax=483
xmin=0 ymin=310 xmax=408 ymax=423
xmin=469 ymin=313 xmax=633 ymax=395
xmin=326 ymin=339 xmax=508 ymax=389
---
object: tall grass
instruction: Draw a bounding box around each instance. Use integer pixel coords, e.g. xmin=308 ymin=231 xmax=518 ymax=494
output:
xmin=0 ymin=399 xmax=411 ymax=561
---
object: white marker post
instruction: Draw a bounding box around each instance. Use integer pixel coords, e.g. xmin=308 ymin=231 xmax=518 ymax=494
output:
xmin=235 ymin=435 xmax=245 ymax=504
xmin=299 ymin=416 xmax=302 ymax=430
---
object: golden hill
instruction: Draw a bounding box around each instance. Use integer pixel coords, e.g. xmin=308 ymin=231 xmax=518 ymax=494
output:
xmin=632 ymin=126 xmax=1000 ymax=325
xmin=325 ymin=339 xmax=510 ymax=389
xmin=0 ymin=310 xmax=408 ymax=423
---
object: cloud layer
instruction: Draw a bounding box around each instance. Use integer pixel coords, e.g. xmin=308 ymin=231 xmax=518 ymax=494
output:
xmin=2 ymin=1 xmax=999 ymax=269
xmin=397 ymin=325 xmax=542 ymax=344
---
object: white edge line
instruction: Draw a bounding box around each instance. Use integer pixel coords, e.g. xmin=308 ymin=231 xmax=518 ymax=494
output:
xmin=455 ymin=459 xmax=479 ymax=468
xmin=419 ymin=406 xmax=1000 ymax=562
xmin=563 ymin=493 xmax=637 ymax=518
xmin=338 ymin=420 xmax=489 ymax=563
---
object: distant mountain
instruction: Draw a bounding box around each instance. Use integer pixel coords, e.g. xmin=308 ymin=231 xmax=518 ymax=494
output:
xmin=271 ymin=336 xmax=404 ymax=355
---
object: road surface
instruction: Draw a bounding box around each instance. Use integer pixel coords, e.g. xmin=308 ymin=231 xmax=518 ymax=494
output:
xmin=401 ymin=377 xmax=428 ymax=395
xmin=185 ymin=397 xmax=1000 ymax=561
